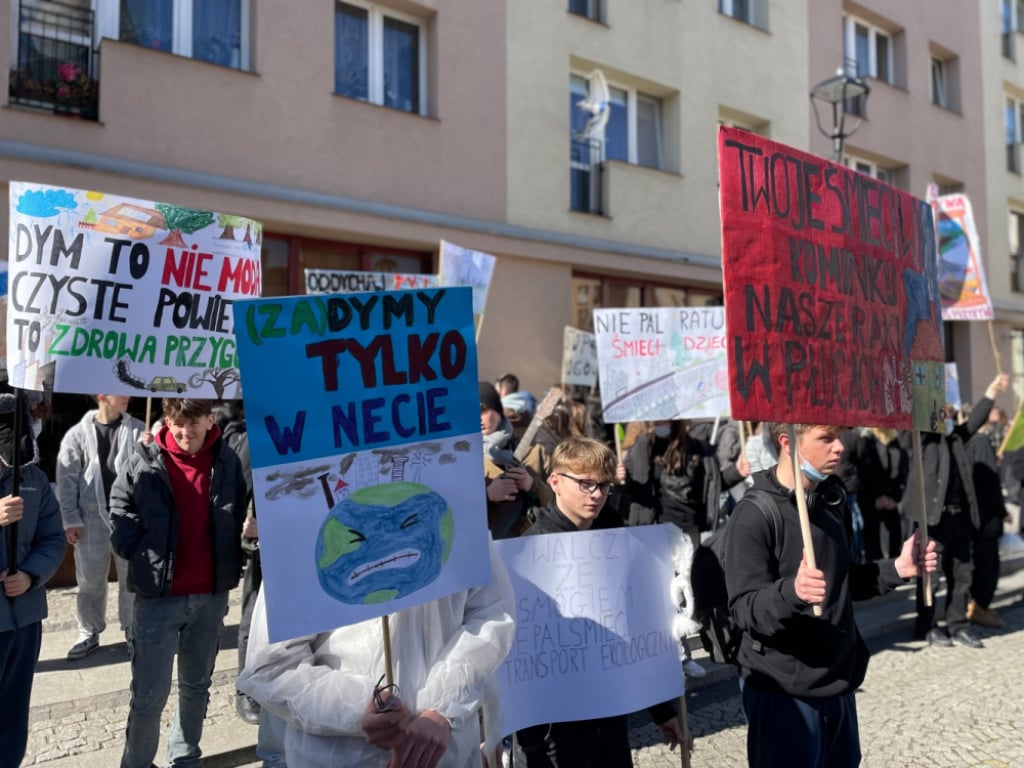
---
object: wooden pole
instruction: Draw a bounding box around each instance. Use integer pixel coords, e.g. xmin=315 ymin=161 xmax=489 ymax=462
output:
xmin=381 ymin=615 xmax=395 ymax=687
xmin=787 ymin=425 xmax=822 ymax=617
xmin=145 ymin=397 xmax=153 ymax=431
xmin=988 ymin=321 xmax=1004 ymax=376
xmin=738 ymin=420 xmax=748 ymax=454
xmin=910 ymin=430 xmax=933 ymax=607
xmin=678 ymin=695 xmax=692 ymax=768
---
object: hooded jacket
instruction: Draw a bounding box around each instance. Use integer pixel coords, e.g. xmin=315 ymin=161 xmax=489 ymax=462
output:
xmin=724 ymin=470 xmax=905 ymax=698
xmin=109 ymin=424 xmax=248 ymax=597
xmin=56 ymin=409 xmax=145 ymax=530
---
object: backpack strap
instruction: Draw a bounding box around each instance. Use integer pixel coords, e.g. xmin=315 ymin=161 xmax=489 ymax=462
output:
xmin=740 ymin=489 xmax=785 ymax=565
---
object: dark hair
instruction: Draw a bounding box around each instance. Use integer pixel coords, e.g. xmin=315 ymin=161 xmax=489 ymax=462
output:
xmin=496 ymin=374 xmax=519 ymax=393
xmin=654 ymin=421 xmax=692 ymax=474
xmin=162 ymin=398 xmax=214 ymax=421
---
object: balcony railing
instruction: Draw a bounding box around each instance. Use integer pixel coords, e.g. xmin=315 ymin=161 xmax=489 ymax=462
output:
xmin=571 ymin=137 xmax=605 ymax=215
xmin=9 ymin=1 xmax=99 ymax=121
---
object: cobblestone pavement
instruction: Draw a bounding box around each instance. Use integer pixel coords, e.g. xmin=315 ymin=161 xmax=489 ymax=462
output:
xmin=630 ymin=597 xmax=1024 ymax=768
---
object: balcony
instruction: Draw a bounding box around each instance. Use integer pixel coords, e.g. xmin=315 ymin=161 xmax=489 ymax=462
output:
xmin=9 ymin=1 xmax=99 ymax=121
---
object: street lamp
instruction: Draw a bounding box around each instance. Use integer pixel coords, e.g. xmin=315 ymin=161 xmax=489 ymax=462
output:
xmin=810 ymin=68 xmax=870 ymax=162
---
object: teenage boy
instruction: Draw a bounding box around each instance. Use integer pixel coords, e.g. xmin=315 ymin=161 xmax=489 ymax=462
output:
xmin=110 ymin=398 xmax=248 ymax=768
xmin=514 ymin=435 xmax=685 ymax=767
xmin=58 ymin=394 xmax=147 ymax=660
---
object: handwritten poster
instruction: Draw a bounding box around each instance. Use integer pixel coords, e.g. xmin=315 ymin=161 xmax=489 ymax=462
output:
xmin=438 ymin=240 xmax=495 ymax=317
xmin=718 ymin=127 xmax=945 ymax=431
xmin=562 ymin=326 xmax=598 ymax=387
xmin=304 ymin=268 xmax=439 ymax=295
xmin=931 ymin=194 xmax=993 ymax=321
xmin=593 ymin=307 xmax=729 ymax=423
xmin=494 ymin=525 xmax=684 ymax=734
xmin=233 ymin=287 xmax=491 ymax=642
xmin=7 ymin=182 xmax=261 ymax=397
xmin=945 ymin=363 xmax=962 ymax=411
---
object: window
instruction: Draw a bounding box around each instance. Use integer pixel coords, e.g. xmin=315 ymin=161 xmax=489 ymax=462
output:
xmin=334 ymin=1 xmax=425 ymax=115
xmin=846 ymin=155 xmax=895 ymax=186
xmin=115 ymin=0 xmax=249 ymax=69
xmin=718 ymin=0 xmax=769 ymax=31
xmin=1006 ymin=96 xmax=1024 ymax=173
xmin=844 ymin=15 xmax=893 ymax=84
xmin=1004 ymin=0 xmax=1017 ymax=59
xmin=570 ymin=75 xmax=664 ymax=170
xmin=931 ymin=57 xmax=947 ymax=108
xmin=568 ymin=0 xmax=602 ymax=23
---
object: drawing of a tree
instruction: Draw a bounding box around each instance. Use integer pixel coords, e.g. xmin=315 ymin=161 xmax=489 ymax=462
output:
xmin=154 ymin=203 xmax=215 ymax=247
xmin=188 ymin=368 xmax=241 ymax=399
xmin=217 ymin=213 xmax=244 ymax=240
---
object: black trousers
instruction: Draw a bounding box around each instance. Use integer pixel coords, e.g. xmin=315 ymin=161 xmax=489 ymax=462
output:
xmin=237 ymin=548 xmax=262 ymax=672
xmin=515 ymin=715 xmax=632 ymax=768
xmin=970 ymin=522 xmax=1001 ymax=608
xmin=916 ymin=510 xmax=973 ymax=634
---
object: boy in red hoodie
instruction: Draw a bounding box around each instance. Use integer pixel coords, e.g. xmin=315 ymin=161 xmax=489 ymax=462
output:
xmin=110 ymin=399 xmax=248 ymax=768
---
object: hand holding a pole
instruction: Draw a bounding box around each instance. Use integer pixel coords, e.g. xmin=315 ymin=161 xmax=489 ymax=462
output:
xmin=985 ymin=373 xmax=1010 ymax=400
xmin=0 ymin=495 xmax=24 ymax=528
xmin=794 ymin=549 xmax=827 ymax=606
xmin=895 ymin=529 xmax=938 ymax=580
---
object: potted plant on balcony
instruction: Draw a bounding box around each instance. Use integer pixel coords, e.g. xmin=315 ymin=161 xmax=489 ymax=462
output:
xmin=54 ymin=61 xmax=98 ymax=120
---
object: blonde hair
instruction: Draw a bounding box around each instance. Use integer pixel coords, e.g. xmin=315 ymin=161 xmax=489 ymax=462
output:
xmin=550 ymin=436 xmax=616 ymax=482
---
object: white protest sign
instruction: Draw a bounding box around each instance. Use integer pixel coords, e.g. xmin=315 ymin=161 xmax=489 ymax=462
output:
xmin=593 ymin=306 xmax=729 ymax=423
xmin=304 ymin=268 xmax=439 ymax=295
xmin=7 ymin=182 xmax=261 ymax=396
xmin=494 ymin=525 xmax=684 ymax=735
xmin=562 ymin=326 xmax=597 ymax=387
xmin=945 ymin=362 xmax=962 ymax=411
xmin=439 ymin=240 xmax=495 ymax=316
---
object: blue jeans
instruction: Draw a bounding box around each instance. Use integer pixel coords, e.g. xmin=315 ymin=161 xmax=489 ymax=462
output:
xmin=121 ymin=592 xmax=229 ymax=768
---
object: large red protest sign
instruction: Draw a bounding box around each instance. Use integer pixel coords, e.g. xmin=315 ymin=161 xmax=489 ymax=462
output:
xmin=718 ymin=127 xmax=945 ymax=431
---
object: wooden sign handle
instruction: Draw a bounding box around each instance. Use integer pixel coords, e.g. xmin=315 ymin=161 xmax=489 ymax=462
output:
xmin=788 ymin=425 xmax=822 ymax=618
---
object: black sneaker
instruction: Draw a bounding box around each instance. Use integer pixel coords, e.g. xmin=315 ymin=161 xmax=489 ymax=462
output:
xmin=67 ymin=634 xmax=99 ymax=660
xmin=951 ymin=629 xmax=984 ymax=649
xmin=236 ymin=693 xmax=261 ymax=724
xmin=926 ymin=628 xmax=953 ymax=648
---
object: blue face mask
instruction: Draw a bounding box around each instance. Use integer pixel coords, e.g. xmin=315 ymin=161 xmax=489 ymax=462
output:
xmin=944 ymin=418 xmax=955 ymax=436
xmin=799 ymin=455 xmax=829 ymax=484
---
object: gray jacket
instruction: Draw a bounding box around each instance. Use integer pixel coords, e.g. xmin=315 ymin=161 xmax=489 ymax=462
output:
xmin=56 ymin=409 xmax=144 ymax=530
xmin=0 ymin=464 xmax=65 ymax=632
xmin=109 ymin=431 xmax=248 ymax=597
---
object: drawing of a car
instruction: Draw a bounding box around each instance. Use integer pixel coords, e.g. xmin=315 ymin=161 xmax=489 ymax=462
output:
xmin=147 ymin=376 xmax=187 ymax=393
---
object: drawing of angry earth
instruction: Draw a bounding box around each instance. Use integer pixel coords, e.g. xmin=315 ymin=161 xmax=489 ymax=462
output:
xmin=315 ymin=481 xmax=454 ymax=604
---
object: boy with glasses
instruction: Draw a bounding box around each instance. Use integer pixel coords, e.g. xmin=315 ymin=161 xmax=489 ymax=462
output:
xmin=513 ymin=436 xmax=685 ymax=767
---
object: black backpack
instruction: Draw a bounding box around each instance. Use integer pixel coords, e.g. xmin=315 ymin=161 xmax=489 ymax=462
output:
xmin=691 ymin=489 xmax=783 ymax=666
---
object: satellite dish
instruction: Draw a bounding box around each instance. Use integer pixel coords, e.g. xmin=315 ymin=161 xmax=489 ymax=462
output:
xmin=576 ymin=69 xmax=610 ymax=149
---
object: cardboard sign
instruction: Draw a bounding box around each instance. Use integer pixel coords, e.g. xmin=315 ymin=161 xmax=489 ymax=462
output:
xmin=7 ymin=182 xmax=261 ymax=397
xmin=593 ymin=306 xmax=729 ymax=423
xmin=718 ymin=127 xmax=945 ymax=431
xmin=304 ymin=268 xmax=438 ymax=295
xmin=562 ymin=326 xmax=598 ymax=387
xmin=944 ymin=363 xmax=962 ymax=411
xmin=494 ymin=525 xmax=685 ymax=734
xmin=233 ymin=287 xmax=491 ymax=642
xmin=931 ymin=194 xmax=993 ymax=321
xmin=438 ymin=241 xmax=495 ymax=317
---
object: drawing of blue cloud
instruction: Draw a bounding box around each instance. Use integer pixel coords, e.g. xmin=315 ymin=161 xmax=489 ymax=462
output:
xmin=16 ymin=189 xmax=78 ymax=217
xmin=315 ymin=481 xmax=454 ymax=605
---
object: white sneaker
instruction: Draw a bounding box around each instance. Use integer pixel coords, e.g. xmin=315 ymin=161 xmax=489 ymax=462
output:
xmin=682 ymin=658 xmax=706 ymax=679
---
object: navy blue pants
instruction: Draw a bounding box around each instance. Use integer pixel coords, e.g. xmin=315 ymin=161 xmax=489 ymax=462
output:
xmin=0 ymin=622 xmax=43 ymax=768
xmin=742 ymin=681 xmax=861 ymax=768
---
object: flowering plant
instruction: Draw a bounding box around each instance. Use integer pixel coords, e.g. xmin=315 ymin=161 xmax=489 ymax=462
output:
xmin=54 ymin=61 xmax=98 ymax=113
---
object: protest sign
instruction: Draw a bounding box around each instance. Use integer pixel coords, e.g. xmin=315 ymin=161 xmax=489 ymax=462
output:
xmin=7 ymin=182 xmax=261 ymax=397
xmin=233 ymin=286 xmax=491 ymax=642
xmin=718 ymin=127 xmax=945 ymax=431
xmin=438 ymin=240 xmax=495 ymax=317
xmin=494 ymin=525 xmax=684 ymax=734
xmin=930 ymin=194 xmax=992 ymax=321
xmin=944 ymin=363 xmax=962 ymax=411
xmin=593 ymin=306 xmax=729 ymax=423
xmin=1001 ymin=406 xmax=1024 ymax=455
xmin=304 ymin=268 xmax=438 ymax=295
xmin=562 ymin=325 xmax=597 ymax=387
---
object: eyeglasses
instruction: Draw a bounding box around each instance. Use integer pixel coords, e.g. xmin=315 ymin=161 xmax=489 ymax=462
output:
xmin=556 ymin=473 xmax=614 ymax=495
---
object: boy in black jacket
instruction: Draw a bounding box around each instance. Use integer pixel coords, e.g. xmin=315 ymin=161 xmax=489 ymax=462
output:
xmin=724 ymin=423 xmax=937 ymax=768
xmin=514 ymin=436 xmax=685 ymax=767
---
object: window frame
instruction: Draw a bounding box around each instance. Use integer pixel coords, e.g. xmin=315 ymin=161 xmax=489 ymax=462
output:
xmin=930 ymin=56 xmax=947 ymax=109
xmin=1006 ymin=95 xmax=1024 ymax=174
xmin=844 ymin=14 xmax=893 ymax=85
xmin=96 ymin=0 xmax=251 ymax=70
xmin=333 ymin=0 xmax=427 ymax=116
xmin=718 ymin=0 xmax=768 ymax=31
xmin=567 ymin=0 xmax=603 ymax=23
xmin=845 ymin=154 xmax=894 ymax=186
xmin=571 ymin=71 xmax=665 ymax=170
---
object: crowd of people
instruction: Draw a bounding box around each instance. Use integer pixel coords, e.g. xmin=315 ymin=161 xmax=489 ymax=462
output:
xmin=0 ymin=370 xmax=1021 ymax=767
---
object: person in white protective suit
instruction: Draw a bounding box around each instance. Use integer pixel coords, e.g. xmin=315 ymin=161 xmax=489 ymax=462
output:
xmin=57 ymin=394 xmax=147 ymax=660
xmin=237 ymin=538 xmax=515 ymax=768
